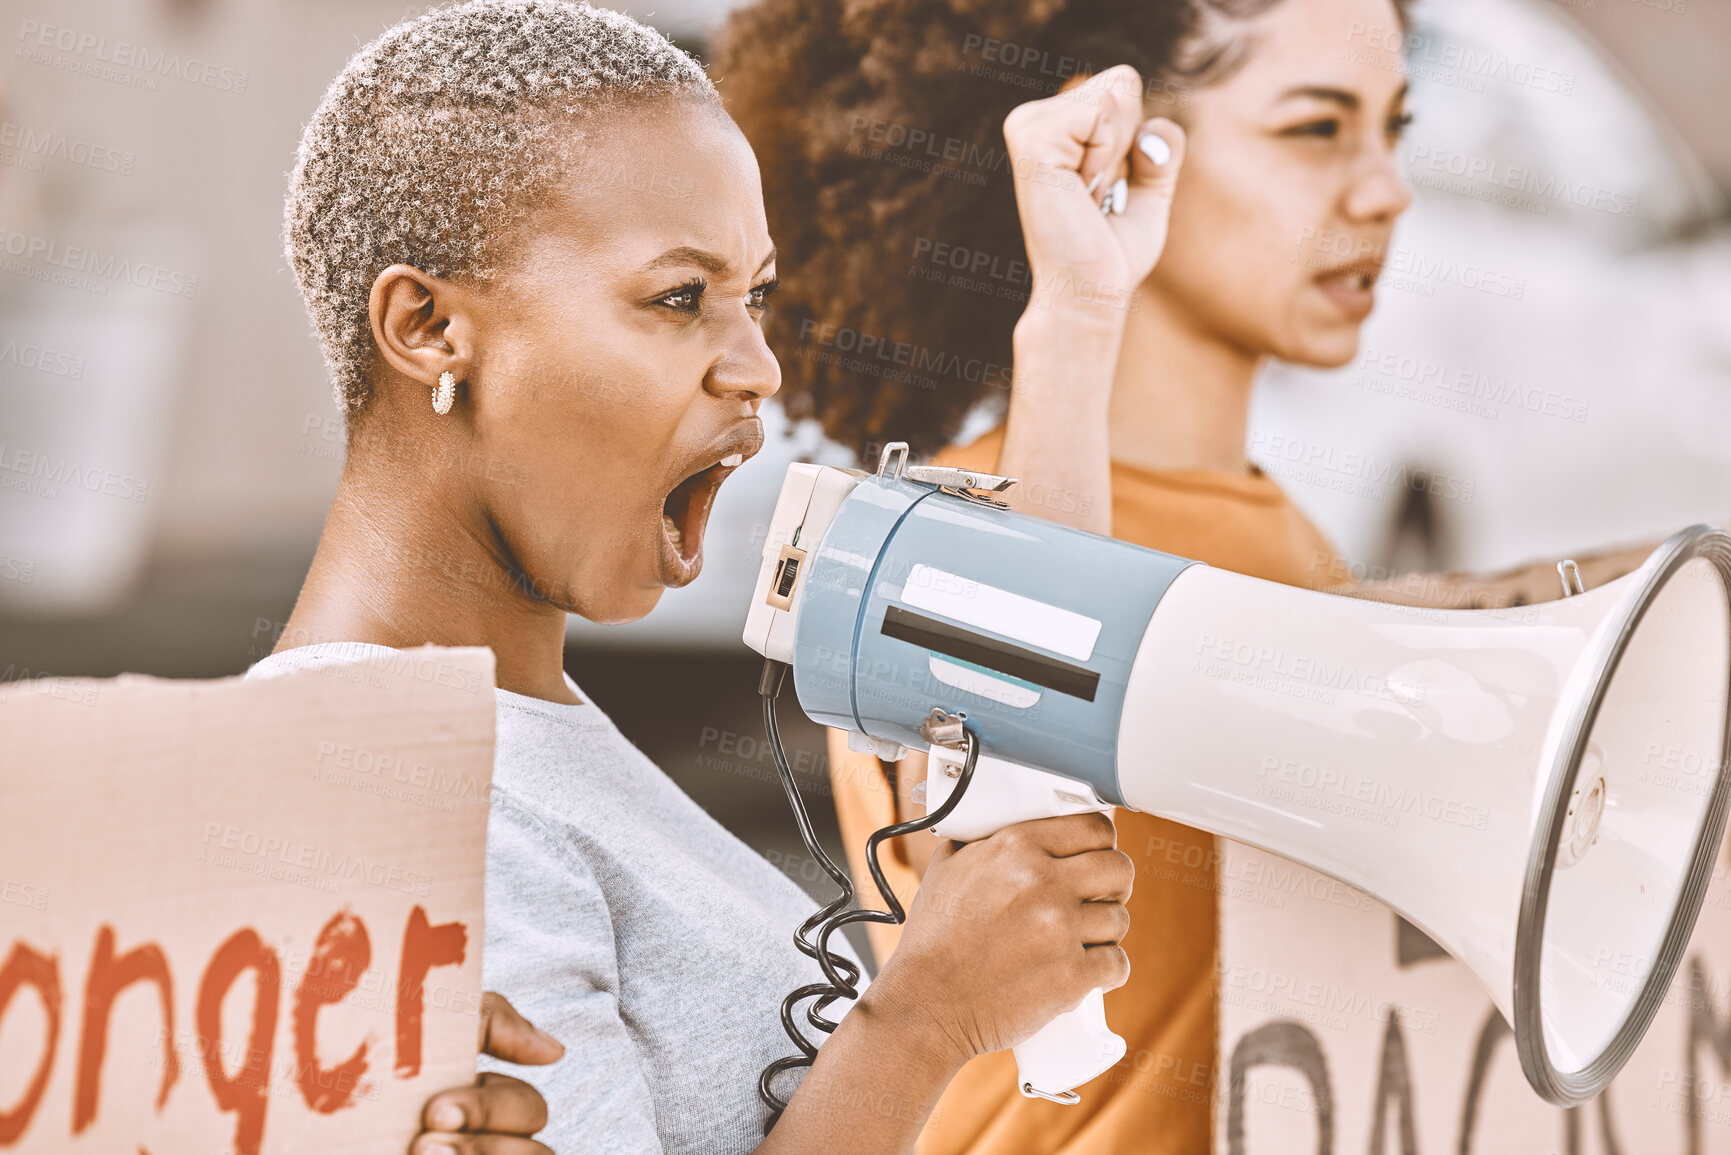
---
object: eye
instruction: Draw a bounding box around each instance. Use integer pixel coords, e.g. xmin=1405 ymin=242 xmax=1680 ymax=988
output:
xmin=1282 ymin=119 xmax=1340 ymax=140
xmin=747 ymin=277 xmax=779 ymax=311
xmin=1387 ymin=111 xmax=1415 ymax=141
xmin=656 ymin=279 xmax=706 ymax=312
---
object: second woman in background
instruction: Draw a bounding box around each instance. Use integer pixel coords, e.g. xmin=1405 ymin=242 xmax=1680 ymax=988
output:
xmin=715 ymin=0 xmax=1567 ymax=1152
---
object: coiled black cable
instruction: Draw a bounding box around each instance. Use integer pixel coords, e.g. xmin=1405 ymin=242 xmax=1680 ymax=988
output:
xmin=755 ymin=658 xmax=980 ymax=1120
xmin=756 ymin=660 xmax=861 ymax=1113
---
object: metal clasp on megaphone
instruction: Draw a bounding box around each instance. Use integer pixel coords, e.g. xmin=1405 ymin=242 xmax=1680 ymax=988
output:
xmin=877 ymin=441 xmax=1017 ymax=509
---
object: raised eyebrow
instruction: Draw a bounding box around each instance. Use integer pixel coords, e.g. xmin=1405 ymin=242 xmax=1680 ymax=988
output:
xmin=754 ymin=247 xmax=777 ymax=276
xmin=1278 ymin=85 xmax=1359 ymax=110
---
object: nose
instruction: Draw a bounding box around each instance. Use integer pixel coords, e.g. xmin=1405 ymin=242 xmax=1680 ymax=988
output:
xmin=1344 ymin=142 xmax=1413 ymax=225
xmin=704 ymin=312 xmax=782 ymax=403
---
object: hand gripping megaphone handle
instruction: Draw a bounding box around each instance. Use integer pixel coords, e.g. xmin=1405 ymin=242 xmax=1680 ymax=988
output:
xmin=923 ymin=740 xmax=1127 ymax=1101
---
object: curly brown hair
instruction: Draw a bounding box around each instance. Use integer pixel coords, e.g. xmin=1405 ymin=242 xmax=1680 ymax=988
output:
xmin=714 ymin=0 xmax=1410 ymax=462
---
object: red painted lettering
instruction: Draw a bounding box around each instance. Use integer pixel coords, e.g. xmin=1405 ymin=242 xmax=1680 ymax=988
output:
xmin=293 ymin=910 xmax=370 ymax=1112
xmin=196 ymin=928 xmax=279 ymax=1155
xmin=0 ymin=942 xmax=60 ymax=1144
xmin=73 ymin=925 xmax=179 ymax=1131
xmin=394 ymin=905 xmax=466 ymax=1077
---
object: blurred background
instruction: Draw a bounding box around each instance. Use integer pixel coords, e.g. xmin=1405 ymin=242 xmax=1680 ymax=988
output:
xmin=1 ymin=0 xmax=1728 ymax=916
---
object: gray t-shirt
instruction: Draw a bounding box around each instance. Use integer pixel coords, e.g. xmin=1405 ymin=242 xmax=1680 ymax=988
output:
xmin=246 ymin=642 xmax=859 ymax=1154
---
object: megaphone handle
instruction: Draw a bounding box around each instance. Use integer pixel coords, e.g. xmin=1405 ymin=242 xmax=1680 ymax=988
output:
xmin=1012 ymin=987 xmax=1128 ymax=1102
xmin=921 ymin=744 xmax=1127 ymax=1101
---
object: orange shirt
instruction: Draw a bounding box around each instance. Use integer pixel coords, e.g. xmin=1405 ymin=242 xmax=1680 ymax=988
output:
xmin=824 ymin=426 xmax=1339 ymax=1155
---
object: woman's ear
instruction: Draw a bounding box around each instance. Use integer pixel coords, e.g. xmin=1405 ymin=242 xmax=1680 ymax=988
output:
xmin=367 ymin=263 xmax=474 ymax=391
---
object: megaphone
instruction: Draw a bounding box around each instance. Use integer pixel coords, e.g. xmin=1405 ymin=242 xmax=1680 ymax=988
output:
xmin=742 ymin=443 xmax=1731 ymax=1109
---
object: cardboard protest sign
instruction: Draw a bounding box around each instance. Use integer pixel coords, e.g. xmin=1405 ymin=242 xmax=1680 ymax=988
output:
xmin=1215 ymin=834 xmax=1731 ymax=1154
xmin=0 ymin=646 xmax=495 ymax=1154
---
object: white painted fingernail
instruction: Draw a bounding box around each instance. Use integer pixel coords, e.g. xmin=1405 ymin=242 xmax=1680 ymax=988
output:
xmin=1139 ymin=133 xmax=1172 ymax=166
xmin=1109 ymin=177 xmax=1128 ymax=215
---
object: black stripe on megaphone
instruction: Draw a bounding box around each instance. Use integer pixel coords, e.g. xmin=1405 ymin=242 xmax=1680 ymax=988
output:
xmin=878 ymin=604 xmax=1101 ymax=702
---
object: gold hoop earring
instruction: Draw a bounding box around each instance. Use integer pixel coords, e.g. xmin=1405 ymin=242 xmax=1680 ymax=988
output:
xmin=433 ymin=370 xmax=456 ymax=415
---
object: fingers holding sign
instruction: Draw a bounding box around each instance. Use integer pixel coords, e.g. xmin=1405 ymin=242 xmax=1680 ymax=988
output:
xmin=476 ymin=990 xmax=565 ymax=1065
xmin=411 ymin=992 xmax=563 ymax=1155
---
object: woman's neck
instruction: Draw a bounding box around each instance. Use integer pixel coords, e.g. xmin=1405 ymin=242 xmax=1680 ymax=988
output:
xmin=276 ymin=446 xmax=580 ymax=705
xmin=1106 ymin=288 xmax=1262 ymax=475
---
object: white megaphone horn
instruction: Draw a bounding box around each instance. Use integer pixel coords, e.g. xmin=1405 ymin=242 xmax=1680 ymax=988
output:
xmin=742 ymin=443 xmax=1731 ymax=1108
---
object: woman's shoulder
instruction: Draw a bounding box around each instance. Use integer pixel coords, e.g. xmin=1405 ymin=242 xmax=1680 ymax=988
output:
xmin=489 ymin=704 xmax=773 ymax=876
xmin=489 ymin=698 xmax=676 ymax=822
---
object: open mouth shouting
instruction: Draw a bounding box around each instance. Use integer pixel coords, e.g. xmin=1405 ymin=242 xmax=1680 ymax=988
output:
xmin=658 ymin=420 xmax=765 ymax=586
xmin=1315 ymin=256 xmax=1384 ymax=322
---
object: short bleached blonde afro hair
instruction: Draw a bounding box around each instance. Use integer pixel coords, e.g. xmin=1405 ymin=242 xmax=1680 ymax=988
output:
xmin=285 ymin=0 xmax=717 ymax=417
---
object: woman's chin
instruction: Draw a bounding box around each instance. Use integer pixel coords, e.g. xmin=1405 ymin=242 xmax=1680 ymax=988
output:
xmin=1283 ymin=324 xmax=1366 ymax=371
xmin=565 ymin=540 xmax=703 ymax=626
xmin=575 ymin=582 xmax=666 ymax=627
